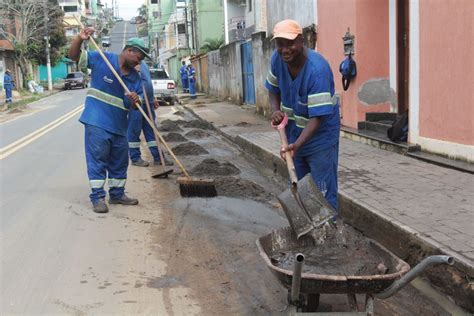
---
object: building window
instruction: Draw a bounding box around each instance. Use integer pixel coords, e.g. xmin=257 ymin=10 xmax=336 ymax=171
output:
xmin=248 ymin=0 xmax=252 ymax=12
xmin=63 ymin=5 xmax=78 ymax=13
xmin=177 ymin=23 xmax=186 ymax=34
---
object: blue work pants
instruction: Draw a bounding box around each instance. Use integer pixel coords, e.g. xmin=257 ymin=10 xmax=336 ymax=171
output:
xmin=293 ymin=142 xmax=339 ymax=211
xmin=189 ymin=78 xmax=196 ymax=99
xmin=84 ymin=124 xmax=129 ymax=202
xmin=4 ymin=85 xmax=12 ymax=103
xmin=127 ymin=109 xmax=160 ymax=162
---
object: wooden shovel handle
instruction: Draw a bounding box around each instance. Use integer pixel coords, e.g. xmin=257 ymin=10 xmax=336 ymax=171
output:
xmin=277 ymin=128 xmax=298 ymax=185
xmin=74 ymin=16 xmax=190 ymax=178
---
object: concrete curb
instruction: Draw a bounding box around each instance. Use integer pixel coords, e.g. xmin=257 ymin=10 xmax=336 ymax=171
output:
xmin=182 ymin=103 xmax=473 ymax=311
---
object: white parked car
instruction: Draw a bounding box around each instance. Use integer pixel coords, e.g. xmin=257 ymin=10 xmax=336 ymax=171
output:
xmin=150 ymin=68 xmax=176 ymax=105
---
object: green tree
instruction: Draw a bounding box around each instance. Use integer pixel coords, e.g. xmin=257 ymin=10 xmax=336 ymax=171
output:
xmin=0 ymin=0 xmax=66 ymax=87
xmin=200 ymin=37 xmax=224 ymax=54
xmin=137 ymin=4 xmax=147 ymax=22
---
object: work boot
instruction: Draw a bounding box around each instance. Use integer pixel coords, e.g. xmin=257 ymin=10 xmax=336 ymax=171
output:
xmin=154 ymin=156 xmax=174 ymax=166
xmin=109 ymin=194 xmax=139 ymax=205
xmin=92 ymin=199 xmax=109 ymax=213
xmin=131 ymin=158 xmax=149 ymax=167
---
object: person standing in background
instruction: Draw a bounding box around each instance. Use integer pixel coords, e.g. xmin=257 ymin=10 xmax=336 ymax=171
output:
xmin=188 ymin=64 xmax=196 ymax=99
xmin=127 ymin=61 xmax=173 ymax=167
xmin=179 ymin=61 xmax=189 ymax=93
xmin=3 ymin=69 xmax=14 ymax=104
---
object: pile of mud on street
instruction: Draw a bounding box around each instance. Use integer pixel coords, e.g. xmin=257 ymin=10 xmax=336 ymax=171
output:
xmin=134 ymin=100 xmax=452 ymax=315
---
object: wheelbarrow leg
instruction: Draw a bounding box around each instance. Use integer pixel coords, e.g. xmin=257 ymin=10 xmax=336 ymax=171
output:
xmin=365 ymin=294 xmax=374 ymax=316
xmin=347 ymin=293 xmax=359 ymax=312
xmin=304 ymin=293 xmax=320 ymax=312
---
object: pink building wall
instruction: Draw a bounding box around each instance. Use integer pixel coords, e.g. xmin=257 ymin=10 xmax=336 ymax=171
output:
xmin=419 ymin=0 xmax=473 ymax=146
xmin=317 ymin=0 xmax=390 ymax=129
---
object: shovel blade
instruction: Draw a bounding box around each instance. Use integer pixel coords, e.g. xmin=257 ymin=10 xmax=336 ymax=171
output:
xmin=277 ymin=174 xmax=337 ymax=239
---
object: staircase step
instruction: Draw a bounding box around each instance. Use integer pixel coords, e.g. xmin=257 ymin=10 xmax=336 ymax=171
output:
xmin=358 ymin=121 xmax=392 ymax=134
xmin=341 ymin=126 xmax=420 ymax=155
xmin=366 ymin=112 xmax=398 ymax=122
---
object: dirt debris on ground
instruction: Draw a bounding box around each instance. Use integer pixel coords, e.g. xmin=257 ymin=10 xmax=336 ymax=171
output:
xmin=163 ymin=132 xmax=188 ymax=142
xmin=192 ymin=158 xmax=240 ymax=176
xmin=185 ymin=129 xmax=211 ymax=139
xmin=158 ymin=119 xmax=184 ymax=132
xmin=182 ymin=120 xmax=213 ymax=130
xmin=235 ymin=121 xmax=252 ymax=127
xmin=214 ymin=176 xmax=272 ymax=201
xmin=173 ymin=110 xmax=185 ymax=116
xmin=172 ymin=142 xmax=209 ymax=155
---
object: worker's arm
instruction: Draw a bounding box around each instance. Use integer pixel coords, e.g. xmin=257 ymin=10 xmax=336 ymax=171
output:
xmin=68 ymin=27 xmax=95 ymax=62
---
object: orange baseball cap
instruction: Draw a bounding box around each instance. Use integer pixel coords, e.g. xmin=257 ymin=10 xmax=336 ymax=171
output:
xmin=272 ymin=19 xmax=303 ymax=40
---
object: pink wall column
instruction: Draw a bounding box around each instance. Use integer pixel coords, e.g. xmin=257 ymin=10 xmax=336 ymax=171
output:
xmin=317 ymin=0 xmax=390 ymax=128
xmin=419 ymin=0 xmax=474 ymax=146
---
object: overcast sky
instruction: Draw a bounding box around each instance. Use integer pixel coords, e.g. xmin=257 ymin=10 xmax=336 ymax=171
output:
xmin=102 ymin=0 xmax=144 ymax=20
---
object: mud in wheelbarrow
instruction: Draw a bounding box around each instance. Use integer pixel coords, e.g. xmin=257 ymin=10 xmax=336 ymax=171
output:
xmin=256 ymin=226 xmax=454 ymax=313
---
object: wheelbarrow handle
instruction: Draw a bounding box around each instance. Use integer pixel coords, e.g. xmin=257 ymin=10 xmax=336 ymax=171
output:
xmin=375 ymin=255 xmax=454 ymax=299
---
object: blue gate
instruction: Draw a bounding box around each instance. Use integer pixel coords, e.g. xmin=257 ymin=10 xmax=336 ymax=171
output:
xmin=241 ymin=42 xmax=256 ymax=104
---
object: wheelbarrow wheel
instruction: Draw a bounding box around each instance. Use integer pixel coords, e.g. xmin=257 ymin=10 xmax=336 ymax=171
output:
xmin=304 ymin=293 xmax=320 ymax=312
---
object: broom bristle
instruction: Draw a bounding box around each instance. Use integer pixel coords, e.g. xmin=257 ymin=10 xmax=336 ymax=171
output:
xmin=177 ymin=177 xmax=217 ymax=198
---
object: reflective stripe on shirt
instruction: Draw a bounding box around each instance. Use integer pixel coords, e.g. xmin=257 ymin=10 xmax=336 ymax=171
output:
xmin=266 ymin=70 xmax=278 ymax=87
xmin=308 ymin=93 xmax=338 ymax=108
xmin=87 ymin=88 xmax=128 ymax=111
xmin=280 ymin=104 xmax=294 ymax=120
xmin=108 ymin=178 xmax=126 ymax=188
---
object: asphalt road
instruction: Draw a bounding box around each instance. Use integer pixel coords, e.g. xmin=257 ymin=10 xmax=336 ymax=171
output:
xmin=108 ymin=20 xmax=138 ymax=54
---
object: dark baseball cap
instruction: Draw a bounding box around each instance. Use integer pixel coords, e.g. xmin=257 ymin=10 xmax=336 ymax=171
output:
xmin=124 ymin=37 xmax=151 ymax=60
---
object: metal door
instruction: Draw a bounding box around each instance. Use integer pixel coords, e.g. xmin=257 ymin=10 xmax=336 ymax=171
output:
xmin=241 ymin=42 xmax=256 ymax=104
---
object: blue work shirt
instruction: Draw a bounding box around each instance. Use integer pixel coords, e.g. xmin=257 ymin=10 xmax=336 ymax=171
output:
xmin=180 ymin=65 xmax=188 ymax=79
xmin=78 ymin=51 xmax=142 ymax=136
xmin=3 ymin=73 xmax=13 ymax=87
xmin=265 ymin=49 xmax=340 ymax=155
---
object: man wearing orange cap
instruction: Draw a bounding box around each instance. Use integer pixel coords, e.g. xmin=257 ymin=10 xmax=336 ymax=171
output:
xmin=265 ymin=19 xmax=340 ymax=211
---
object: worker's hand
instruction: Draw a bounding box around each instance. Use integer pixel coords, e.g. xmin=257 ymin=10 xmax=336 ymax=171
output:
xmin=271 ymin=110 xmax=285 ymax=126
xmin=79 ymin=27 xmax=95 ymax=41
xmin=280 ymin=143 xmax=296 ymax=161
xmin=126 ymin=92 xmax=141 ymax=108
xmin=153 ymin=98 xmax=160 ymax=109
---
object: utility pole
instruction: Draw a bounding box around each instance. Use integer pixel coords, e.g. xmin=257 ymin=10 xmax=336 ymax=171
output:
xmin=191 ymin=0 xmax=197 ymax=53
xmin=184 ymin=0 xmax=189 ymax=49
xmin=223 ymin=0 xmax=228 ymax=44
xmin=43 ymin=0 xmax=52 ymax=91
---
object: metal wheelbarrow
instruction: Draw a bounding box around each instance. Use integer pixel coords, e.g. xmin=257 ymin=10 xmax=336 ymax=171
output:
xmin=256 ymin=226 xmax=454 ymax=315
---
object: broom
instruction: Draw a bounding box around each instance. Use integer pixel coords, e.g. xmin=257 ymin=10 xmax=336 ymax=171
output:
xmin=75 ymin=18 xmax=217 ymax=198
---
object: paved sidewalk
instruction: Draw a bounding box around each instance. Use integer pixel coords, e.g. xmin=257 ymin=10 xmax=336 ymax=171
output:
xmin=181 ymin=98 xmax=474 ymax=309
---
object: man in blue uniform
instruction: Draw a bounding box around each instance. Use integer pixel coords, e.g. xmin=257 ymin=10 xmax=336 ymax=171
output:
xmin=3 ymin=69 xmax=14 ymax=104
xmin=188 ymin=64 xmax=196 ymax=99
xmin=69 ymin=28 xmax=145 ymax=213
xmin=179 ymin=61 xmax=189 ymax=93
xmin=265 ymin=20 xmax=340 ymax=211
xmin=128 ymin=61 xmax=173 ymax=167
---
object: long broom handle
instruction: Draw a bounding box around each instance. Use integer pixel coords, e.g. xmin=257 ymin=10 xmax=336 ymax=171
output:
xmin=74 ymin=16 xmax=190 ymax=178
xmin=141 ymin=79 xmax=167 ymax=172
